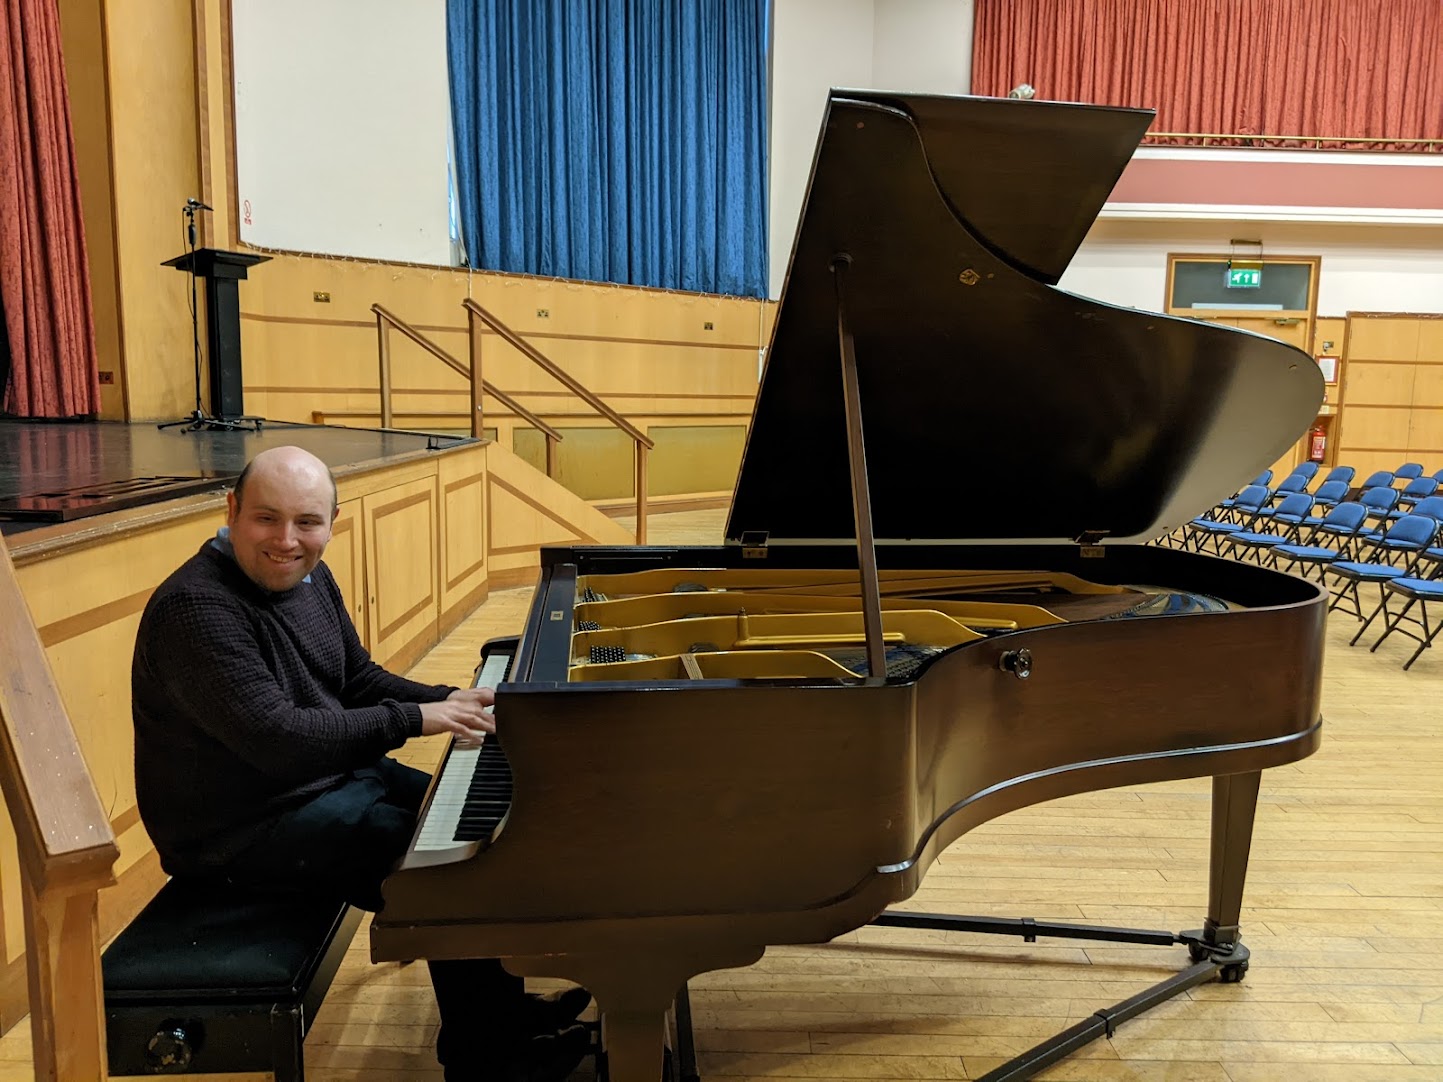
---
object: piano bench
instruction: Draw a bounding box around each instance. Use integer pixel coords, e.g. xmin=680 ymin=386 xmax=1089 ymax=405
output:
xmin=102 ymin=879 xmax=362 ymax=1081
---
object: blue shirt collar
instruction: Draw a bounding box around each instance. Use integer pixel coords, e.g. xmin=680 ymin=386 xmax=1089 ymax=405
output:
xmin=211 ymin=526 xmax=313 ymax=584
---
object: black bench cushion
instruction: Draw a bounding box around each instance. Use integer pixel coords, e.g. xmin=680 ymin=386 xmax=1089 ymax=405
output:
xmin=103 ymin=880 xmax=355 ymax=1004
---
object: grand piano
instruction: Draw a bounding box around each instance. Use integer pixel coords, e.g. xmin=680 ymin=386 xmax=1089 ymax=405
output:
xmin=373 ymin=90 xmax=1327 ymax=1081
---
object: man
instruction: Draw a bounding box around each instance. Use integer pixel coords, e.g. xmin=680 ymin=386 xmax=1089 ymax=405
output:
xmin=132 ymin=445 xmax=589 ymax=1082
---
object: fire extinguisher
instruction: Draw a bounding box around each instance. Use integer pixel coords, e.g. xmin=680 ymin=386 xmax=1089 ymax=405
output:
xmin=1308 ymin=423 xmax=1327 ymax=463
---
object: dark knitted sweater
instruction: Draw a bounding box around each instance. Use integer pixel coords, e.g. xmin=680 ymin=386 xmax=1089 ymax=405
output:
xmin=132 ymin=539 xmax=454 ymax=875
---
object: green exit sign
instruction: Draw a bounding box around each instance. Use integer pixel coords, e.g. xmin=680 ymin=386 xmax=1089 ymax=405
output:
xmin=1227 ymin=266 xmax=1262 ymax=289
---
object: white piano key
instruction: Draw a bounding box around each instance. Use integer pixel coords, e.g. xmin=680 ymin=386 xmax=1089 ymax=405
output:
xmin=412 ymin=650 xmax=511 ymax=852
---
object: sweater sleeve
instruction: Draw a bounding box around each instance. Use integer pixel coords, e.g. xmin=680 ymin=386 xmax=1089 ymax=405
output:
xmin=315 ymin=563 xmax=457 ymax=708
xmin=141 ymin=587 xmax=419 ymax=786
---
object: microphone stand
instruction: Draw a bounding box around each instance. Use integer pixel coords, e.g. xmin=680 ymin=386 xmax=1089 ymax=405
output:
xmin=158 ymin=201 xmax=261 ymax=433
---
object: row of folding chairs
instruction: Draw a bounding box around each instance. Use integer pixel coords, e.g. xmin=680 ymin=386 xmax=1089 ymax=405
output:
xmin=1327 ymin=514 xmax=1443 ymax=671
xmin=1167 ymin=476 xmax=1443 ymax=668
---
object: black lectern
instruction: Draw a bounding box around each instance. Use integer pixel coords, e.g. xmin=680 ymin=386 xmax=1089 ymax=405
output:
xmin=162 ymin=248 xmax=269 ymax=420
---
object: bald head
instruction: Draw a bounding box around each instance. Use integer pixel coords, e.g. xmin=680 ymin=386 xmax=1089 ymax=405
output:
xmin=232 ymin=446 xmax=338 ymax=515
xmin=225 ymin=447 xmax=339 ymax=593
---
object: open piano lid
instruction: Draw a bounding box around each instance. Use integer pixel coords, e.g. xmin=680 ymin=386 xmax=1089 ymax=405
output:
xmin=726 ymin=91 xmax=1324 ymax=547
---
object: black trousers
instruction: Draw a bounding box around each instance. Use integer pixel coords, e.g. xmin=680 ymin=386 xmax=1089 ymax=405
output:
xmin=218 ymin=756 xmax=521 ymax=1075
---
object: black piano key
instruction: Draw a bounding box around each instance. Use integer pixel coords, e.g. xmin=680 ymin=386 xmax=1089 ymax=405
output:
xmin=452 ymin=738 xmax=515 ymax=845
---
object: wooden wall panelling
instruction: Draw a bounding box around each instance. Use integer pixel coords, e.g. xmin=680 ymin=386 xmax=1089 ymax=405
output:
xmin=438 ymin=445 xmax=489 ymax=636
xmin=56 ymin=0 xmax=127 ymax=420
xmin=482 ymin=443 xmax=633 ymax=589
xmin=1347 ymin=316 xmax=1422 ymax=360
xmin=513 ymin=427 xmax=636 ymax=500
xmin=328 ymin=498 xmax=368 ymax=648
xmin=1345 ymin=363 xmax=1418 ymax=406
xmin=1340 ymin=407 xmax=1414 ymax=452
xmin=1406 ymin=408 xmax=1443 ymax=456
xmin=235 ymin=253 xmax=765 ymax=480
xmin=362 ymin=476 xmax=440 ymax=671
xmin=647 ymin=425 xmax=748 ymax=496
xmin=1335 ymin=314 xmax=1442 ymax=471
xmin=102 ymin=0 xmax=206 ymax=421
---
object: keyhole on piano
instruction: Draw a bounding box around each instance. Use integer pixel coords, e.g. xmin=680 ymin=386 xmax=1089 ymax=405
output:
xmin=999 ymin=649 xmax=1033 ymax=680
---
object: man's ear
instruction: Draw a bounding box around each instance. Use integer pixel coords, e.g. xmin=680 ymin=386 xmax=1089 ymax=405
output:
xmin=226 ymin=490 xmax=239 ymax=523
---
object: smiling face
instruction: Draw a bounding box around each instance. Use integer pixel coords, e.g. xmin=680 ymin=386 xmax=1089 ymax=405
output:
xmin=225 ymin=449 xmax=337 ymax=593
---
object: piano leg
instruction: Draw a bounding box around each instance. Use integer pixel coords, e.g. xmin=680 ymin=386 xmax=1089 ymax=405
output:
xmin=602 ymin=1009 xmax=669 ymax=1082
xmin=1202 ymin=770 xmax=1261 ymax=956
xmin=502 ymin=943 xmax=764 ymax=1082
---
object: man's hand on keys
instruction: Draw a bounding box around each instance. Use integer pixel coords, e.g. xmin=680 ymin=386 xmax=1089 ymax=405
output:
xmin=420 ymin=686 xmax=496 ymax=741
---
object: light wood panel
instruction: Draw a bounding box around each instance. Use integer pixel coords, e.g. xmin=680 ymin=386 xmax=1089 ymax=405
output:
xmin=482 ymin=443 xmax=633 ymax=589
xmin=362 ymin=477 xmax=439 ymax=672
xmin=101 ymin=0 xmax=205 ymax=421
xmin=55 ymin=0 xmax=126 ymax=420
xmin=1341 ymin=408 xmax=1414 ymax=452
xmin=329 ymin=498 xmax=367 ymax=647
xmin=1336 ymin=314 xmax=1443 ymax=473
xmin=1348 ymin=317 xmax=1422 ymax=361
xmin=1345 ymin=364 xmax=1418 ymax=407
xmin=438 ymin=445 xmax=489 ymax=632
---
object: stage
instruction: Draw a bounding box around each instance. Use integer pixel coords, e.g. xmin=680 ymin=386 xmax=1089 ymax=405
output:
xmin=0 ymin=418 xmax=469 ymax=538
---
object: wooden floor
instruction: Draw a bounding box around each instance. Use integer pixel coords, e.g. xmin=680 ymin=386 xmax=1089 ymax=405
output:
xmin=5 ymin=509 xmax=1443 ymax=1080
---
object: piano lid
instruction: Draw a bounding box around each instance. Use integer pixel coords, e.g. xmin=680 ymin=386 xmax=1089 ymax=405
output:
xmin=726 ymin=91 xmax=1324 ymax=547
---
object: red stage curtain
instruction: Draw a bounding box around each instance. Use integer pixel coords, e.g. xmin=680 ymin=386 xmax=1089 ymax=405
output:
xmin=972 ymin=0 xmax=1443 ymax=151
xmin=0 ymin=0 xmax=100 ymax=417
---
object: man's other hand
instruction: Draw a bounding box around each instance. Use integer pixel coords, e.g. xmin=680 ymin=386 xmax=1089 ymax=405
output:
xmin=446 ymin=686 xmax=496 ymax=709
xmin=419 ymin=695 xmax=495 ymax=739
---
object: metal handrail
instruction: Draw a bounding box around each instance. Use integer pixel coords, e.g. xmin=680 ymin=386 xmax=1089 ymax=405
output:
xmin=462 ymin=298 xmax=652 ymax=544
xmin=462 ymin=299 xmax=654 ymax=448
xmin=370 ymin=304 xmax=562 ymax=443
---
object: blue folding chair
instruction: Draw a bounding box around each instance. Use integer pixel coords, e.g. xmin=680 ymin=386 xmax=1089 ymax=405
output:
xmin=1326 ymin=514 xmax=1438 ymax=625
xmin=1270 ymin=502 xmax=1368 ymax=581
xmin=1366 ymin=578 xmax=1443 ymax=669
xmin=1187 ymin=485 xmax=1270 ymax=554
xmin=1321 ymin=465 xmax=1355 ymax=487
xmin=1311 ymin=479 xmax=1349 ymax=511
xmin=1213 ymin=470 xmax=1274 ymax=518
xmin=1357 ymin=486 xmax=1400 ymax=529
xmin=1359 ymin=470 xmax=1395 ymax=491
xmin=1290 ymin=461 xmax=1321 ymax=486
xmin=1395 ymin=462 xmax=1425 ymax=481
xmin=1392 ymin=476 xmax=1440 ymax=514
xmin=1263 ymin=474 xmax=1310 ymax=507
xmin=1226 ymin=493 xmax=1315 ymax=564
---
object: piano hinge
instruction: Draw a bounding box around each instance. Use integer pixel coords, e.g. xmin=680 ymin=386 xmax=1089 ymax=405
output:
xmin=1075 ymin=530 xmax=1107 ymax=553
xmin=738 ymin=530 xmax=769 ymax=558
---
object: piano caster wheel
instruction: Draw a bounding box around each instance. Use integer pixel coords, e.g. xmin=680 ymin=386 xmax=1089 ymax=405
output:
xmin=1187 ymin=936 xmax=1250 ymax=983
xmin=1219 ymin=958 xmax=1249 ymax=982
xmin=998 ymin=648 xmax=1033 ymax=679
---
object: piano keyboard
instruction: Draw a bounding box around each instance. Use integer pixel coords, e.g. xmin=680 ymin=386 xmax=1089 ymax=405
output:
xmin=412 ymin=648 xmax=515 ymax=853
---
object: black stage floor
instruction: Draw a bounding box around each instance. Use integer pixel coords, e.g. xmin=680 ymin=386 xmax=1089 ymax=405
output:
xmin=0 ymin=419 xmax=470 ymax=537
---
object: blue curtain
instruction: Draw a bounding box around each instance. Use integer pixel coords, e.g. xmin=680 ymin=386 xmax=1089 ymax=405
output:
xmin=447 ymin=0 xmax=768 ymax=298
